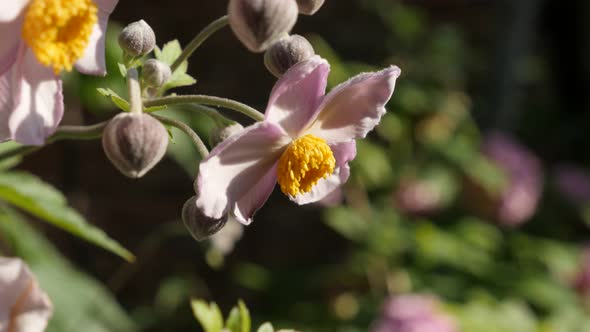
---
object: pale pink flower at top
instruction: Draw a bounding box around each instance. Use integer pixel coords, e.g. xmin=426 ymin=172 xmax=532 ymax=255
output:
xmin=196 ymin=56 xmax=400 ymax=224
xmin=0 ymin=0 xmax=119 ymax=146
xmin=0 ymin=257 xmax=53 ymax=332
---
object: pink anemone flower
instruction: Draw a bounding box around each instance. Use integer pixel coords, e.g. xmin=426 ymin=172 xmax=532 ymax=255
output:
xmin=0 ymin=0 xmax=119 ymax=146
xmin=0 ymin=257 xmax=53 ymax=332
xmin=196 ymin=56 xmax=400 ymax=224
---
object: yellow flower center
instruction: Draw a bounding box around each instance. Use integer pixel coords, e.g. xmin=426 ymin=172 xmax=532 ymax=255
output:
xmin=22 ymin=0 xmax=98 ymax=74
xmin=277 ymin=134 xmax=336 ymax=197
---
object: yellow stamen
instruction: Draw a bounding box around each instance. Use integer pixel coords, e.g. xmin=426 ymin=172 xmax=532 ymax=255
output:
xmin=22 ymin=0 xmax=98 ymax=74
xmin=277 ymin=134 xmax=336 ymax=197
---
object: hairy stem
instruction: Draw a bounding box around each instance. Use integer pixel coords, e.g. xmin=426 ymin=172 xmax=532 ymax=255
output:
xmin=0 ymin=121 xmax=109 ymax=161
xmin=126 ymin=68 xmax=143 ymax=114
xmin=151 ymin=114 xmax=209 ymax=160
xmin=144 ymin=95 xmax=265 ymax=122
xmin=170 ymin=15 xmax=229 ymax=73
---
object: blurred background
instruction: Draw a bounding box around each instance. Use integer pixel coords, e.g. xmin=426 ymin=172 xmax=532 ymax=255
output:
xmin=2 ymin=0 xmax=590 ymax=331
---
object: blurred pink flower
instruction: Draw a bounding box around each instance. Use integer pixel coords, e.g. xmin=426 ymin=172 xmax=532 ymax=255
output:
xmin=0 ymin=0 xmax=119 ymax=146
xmin=0 ymin=257 xmax=52 ymax=332
xmin=553 ymin=164 xmax=590 ymax=205
xmin=573 ymin=247 xmax=590 ymax=297
xmin=394 ymin=179 xmax=444 ymax=215
xmin=371 ymin=294 xmax=458 ymax=332
xmin=482 ymin=132 xmax=543 ymax=226
xmin=196 ymin=56 xmax=400 ymax=224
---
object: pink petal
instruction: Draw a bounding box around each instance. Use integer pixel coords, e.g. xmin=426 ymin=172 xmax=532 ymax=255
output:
xmin=265 ymin=56 xmax=329 ymax=138
xmin=233 ymin=162 xmax=279 ymax=225
xmin=305 ymin=66 xmax=401 ymax=143
xmin=0 ymin=0 xmax=28 ymax=75
xmin=0 ymin=257 xmax=53 ymax=332
xmin=75 ymin=0 xmax=119 ymax=75
xmin=93 ymin=0 xmax=119 ymax=13
xmin=0 ymin=46 xmax=63 ymax=146
xmin=196 ymin=122 xmax=290 ymax=221
xmin=291 ymin=140 xmax=357 ymax=205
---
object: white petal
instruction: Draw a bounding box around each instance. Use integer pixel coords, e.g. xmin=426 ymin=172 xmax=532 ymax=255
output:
xmin=196 ymin=122 xmax=290 ymax=220
xmin=0 ymin=46 xmax=63 ymax=146
xmin=305 ymin=66 xmax=400 ymax=143
xmin=264 ymin=56 xmax=329 ymax=137
xmin=291 ymin=140 xmax=356 ymax=205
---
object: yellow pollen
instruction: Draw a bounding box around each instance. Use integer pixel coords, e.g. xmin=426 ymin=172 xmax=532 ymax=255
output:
xmin=22 ymin=0 xmax=98 ymax=74
xmin=277 ymin=134 xmax=336 ymax=197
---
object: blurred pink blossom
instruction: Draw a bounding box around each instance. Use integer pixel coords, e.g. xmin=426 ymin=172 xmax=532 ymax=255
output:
xmin=573 ymin=247 xmax=590 ymax=297
xmin=482 ymin=132 xmax=543 ymax=226
xmin=393 ymin=180 xmax=444 ymax=215
xmin=0 ymin=257 xmax=52 ymax=332
xmin=371 ymin=294 xmax=458 ymax=332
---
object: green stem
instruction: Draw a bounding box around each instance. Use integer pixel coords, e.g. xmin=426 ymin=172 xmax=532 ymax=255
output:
xmin=170 ymin=15 xmax=229 ymax=73
xmin=179 ymin=104 xmax=236 ymax=127
xmin=49 ymin=121 xmax=109 ymax=141
xmin=0 ymin=121 xmax=109 ymax=161
xmin=144 ymin=95 xmax=265 ymax=122
xmin=126 ymin=68 xmax=143 ymax=114
xmin=151 ymin=114 xmax=209 ymax=160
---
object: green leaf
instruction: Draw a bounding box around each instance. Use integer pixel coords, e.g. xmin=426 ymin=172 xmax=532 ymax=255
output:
xmin=145 ymin=104 xmax=168 ymax=113
xmin=154 ymin=40 xmax=197 ymax=91
xmin=191 ymin=299 xmax=224 ymax=332
xmin=0 ymin=141 xmax=25 ymax=170
xmin=155 ymin=40 xmax=183 ymax=67
xmin=163 ymin=72 xmax=197 ymax=90
xmin=257 ymin=323 xmax=274 ymax=332
xmin=117 ymin=62 xmax=127 ymax=77
xmin=96 ymin=88 xmax=130 ymax=112
xmin=225 ymin=307 xmax=241 ymax=332
xmin=0 ymin=171 xmax=133 ymax=261
xmin=0 ymin=206 xmax=136 ymax=332
xmin=238 ymin=300 xmax=251 ymax=332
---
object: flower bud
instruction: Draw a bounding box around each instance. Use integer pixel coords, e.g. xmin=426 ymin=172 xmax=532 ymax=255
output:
xmin=296 ymin=0 xmax=325 ymax=15
xmin=102 ymin=113 xmax=169 ymax=178
xmin=182 ymin=196 xmax=228 ymax=241
xmin=118 ymin=20 xmax=156 ymax=56
xmin=228 ymin=0 xmax=299 ymax=52
xmin=209 ymin=123 xmax=244 ymax=147
xmin=264 ymin=34 xmax=315 ymax=77
xmin=142 ymin=59 xmax=171 ymax=88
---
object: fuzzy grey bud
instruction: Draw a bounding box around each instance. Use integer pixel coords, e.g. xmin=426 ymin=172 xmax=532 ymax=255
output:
xmin=264 ymin=34 xmax=315 ymax=77
xmin=209 ymin=123 xmax=244 ymax=147
xmin=228 ymin=0 xmax=299 ymax=53
xmin=142 ymin=59 xmax=171 ymax=88
xmin=296 ymin=0 xmax=325 ymax=15
xmin=182 ymin=196 xmax=228 ymax=241
xmin=118 ymin=20 xmax=156 ymax=56
xmin=102 ymin=113 xmax=168 ymax=178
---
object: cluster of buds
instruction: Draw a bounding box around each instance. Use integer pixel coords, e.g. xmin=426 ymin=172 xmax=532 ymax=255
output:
xmin=103 ymin=20 xmax=171 ymax=179
xmin=228 ymin=0 xmax=323 ymax=77
xmin=462 ymin=132 xmax=543 ymax=227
